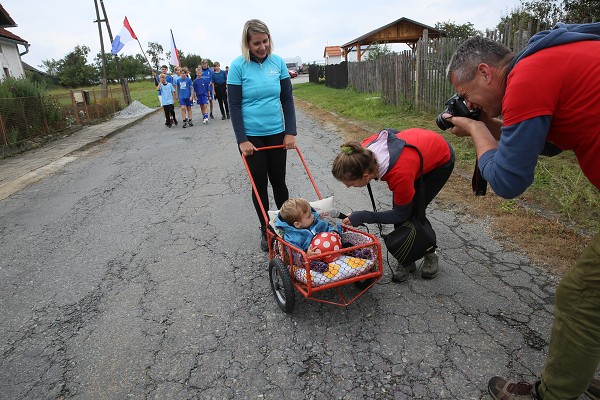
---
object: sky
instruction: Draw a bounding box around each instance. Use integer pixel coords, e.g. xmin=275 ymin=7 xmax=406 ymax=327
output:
xmin=5 ymin=0 xmax=521 ymax=71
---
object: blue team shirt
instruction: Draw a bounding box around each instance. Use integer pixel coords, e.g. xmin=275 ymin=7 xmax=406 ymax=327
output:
xmin=212 ymin=70 xmax=227 ymax=85
xmin=177 ymin=77 xmax=193 ymax=100
xmin=158 ymin=82 xmax=175 ymax=105
xmin=192 ymin=77 xmax=209 ymax=97
xmin=228 ymin=54 xmax=290 ymax=136
xmin=200 ymin=68 xmax=213 ymax=94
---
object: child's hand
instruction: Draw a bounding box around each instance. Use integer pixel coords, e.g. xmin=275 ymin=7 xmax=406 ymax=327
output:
xmin=342 ymin=213 xmax=352 ymax=226
xmin=306 ymin=246 xmax=316 ymax=257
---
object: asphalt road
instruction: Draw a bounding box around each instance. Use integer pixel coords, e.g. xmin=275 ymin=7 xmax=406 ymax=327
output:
xmin=0 ymin=99 xmax=566 ymax=399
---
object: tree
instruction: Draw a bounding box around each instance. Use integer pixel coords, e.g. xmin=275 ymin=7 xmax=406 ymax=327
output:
xmin=55 ymin=45 xmax=98 ymax=87
xmin=146 ymin=42 xmax=164 ymax=70
xmin=563 ymin=0 xmax=600 ymax=21
xmin=39 ymin=59 xmax=60 ymax=76
xmin=365 ymin=42 xmax=392 ymax=61
xmin=435 ymin=21 xmax=482 ymax=39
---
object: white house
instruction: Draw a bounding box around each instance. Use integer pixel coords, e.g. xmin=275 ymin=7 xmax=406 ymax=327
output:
xmin=0 ymin=4 xmax=29 ymax=81
xmin=323 ymin=46 xmax=343 ymax=65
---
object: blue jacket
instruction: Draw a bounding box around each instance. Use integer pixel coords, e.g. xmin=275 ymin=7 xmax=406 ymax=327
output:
xmin=275 ymin=209 xmax=341 ymax=251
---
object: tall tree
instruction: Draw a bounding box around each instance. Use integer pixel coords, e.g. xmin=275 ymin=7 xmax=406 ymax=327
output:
xmin=365 ymin=42 xmax=392 ymax=61
xmin=55 ymin=45 xmax=98 ymax=87
xmin=146 ymin=42 xmax=164 ymax=70
xmin=563 ymin=0 xmax=600 ymax=21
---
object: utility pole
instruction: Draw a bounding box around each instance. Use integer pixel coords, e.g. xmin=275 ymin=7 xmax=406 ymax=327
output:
xmin=93 ymin=0 xmax=132 ymax=105
xmin=93 ymin=0 xmax=108 ymax=98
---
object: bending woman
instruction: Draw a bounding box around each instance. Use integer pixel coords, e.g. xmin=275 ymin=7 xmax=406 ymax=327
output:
xmin=331 ymin=128 xmax=454 ymax=282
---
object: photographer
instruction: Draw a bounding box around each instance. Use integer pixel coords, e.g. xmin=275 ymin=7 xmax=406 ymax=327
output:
xmin=444 ymin=24 xmax=600 ymax=400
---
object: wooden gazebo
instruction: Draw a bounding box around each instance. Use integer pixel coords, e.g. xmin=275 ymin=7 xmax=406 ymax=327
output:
xmin=341 ymin=17 xmax=447 ymax=61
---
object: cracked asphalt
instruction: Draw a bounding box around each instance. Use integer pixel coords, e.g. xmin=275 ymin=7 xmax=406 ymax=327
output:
xmin=0 ymin=99 xmax=577 ymax=399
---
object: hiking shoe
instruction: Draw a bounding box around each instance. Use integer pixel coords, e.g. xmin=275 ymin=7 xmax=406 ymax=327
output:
xmin=221 ymin=115 xmax=226 ymax=120
xmin=391 ymin=261 xmax=416 ymax=283
xmin=188 ymin=120 xmax=193 ymax=126
xmin=210 ymin=113 xmax=214 ymax=119
xmin=587 ymin=377 xmax=600 ymax=400
xmin=421 ymin=252 xmax=439 ymax=279
xmin=488 ymin=377 xmax=538 ymax=399
xmin=260 ymin=226 xmax=268 ymax=252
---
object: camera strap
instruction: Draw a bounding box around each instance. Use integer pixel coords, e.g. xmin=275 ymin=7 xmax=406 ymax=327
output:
xmin=472 ymin=160 xmax=488 ymax=196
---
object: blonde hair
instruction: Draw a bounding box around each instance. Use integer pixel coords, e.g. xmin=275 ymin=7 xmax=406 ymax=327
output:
xmin=159 ymin=73 xmax=166 ymax=80
xmin=331 ymin=141 xmax=378 ymax=182
xmin=279 ymin=198 xmax=311 ymax=225
xmin=241 ymin=19 xmax=273 ymax=62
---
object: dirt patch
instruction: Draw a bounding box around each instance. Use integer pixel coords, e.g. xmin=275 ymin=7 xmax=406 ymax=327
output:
xmin=296 ymin=98 xmax=589 ymax=277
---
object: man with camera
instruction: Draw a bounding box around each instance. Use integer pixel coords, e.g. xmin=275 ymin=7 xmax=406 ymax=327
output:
xmin=442 ymin=23 xmax=600 ymax=400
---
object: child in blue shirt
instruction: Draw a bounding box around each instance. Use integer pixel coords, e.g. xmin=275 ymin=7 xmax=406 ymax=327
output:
xmin=156 ymin=74 xmax=177 ymax=127
xmin=177 ymin=68 xmax=194 ymax=128
xmin=193 ymin=67 xmax=210 ymax=124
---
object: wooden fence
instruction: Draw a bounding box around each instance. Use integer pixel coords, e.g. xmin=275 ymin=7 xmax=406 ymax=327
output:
xmin=343 ymin=19 xmax=596 ymax=114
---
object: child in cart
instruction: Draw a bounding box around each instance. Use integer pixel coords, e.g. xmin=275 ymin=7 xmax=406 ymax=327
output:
xmin=275 ymin=198 xmax=342 ymax=272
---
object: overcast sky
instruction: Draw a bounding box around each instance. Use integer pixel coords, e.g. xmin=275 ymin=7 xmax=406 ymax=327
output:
xmin=6 ymin=0 xmax=520 ymax=70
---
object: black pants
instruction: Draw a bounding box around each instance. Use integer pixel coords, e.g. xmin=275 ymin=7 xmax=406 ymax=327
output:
xmin=162 ymin=104 xmax=176 ymax=124
xmin=244 ymin=133 xmax=289 ymax=227
xmin=214 ymin=83 xmax=229 ymax=116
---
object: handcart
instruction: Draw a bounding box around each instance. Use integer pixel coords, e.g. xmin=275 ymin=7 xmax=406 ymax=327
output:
xmin=241 ymin=145 xmax=383 ymax=313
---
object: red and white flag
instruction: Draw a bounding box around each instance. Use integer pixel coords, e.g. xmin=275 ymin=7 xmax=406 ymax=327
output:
xmin=111 ymin=17 xmax=137 ymax=55
xmin=169 ymin=29 xmax=180 ymax=67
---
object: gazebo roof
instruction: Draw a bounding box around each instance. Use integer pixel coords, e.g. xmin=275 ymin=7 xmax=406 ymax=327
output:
xmin=341 ymin=17 xmax=446 ymax=60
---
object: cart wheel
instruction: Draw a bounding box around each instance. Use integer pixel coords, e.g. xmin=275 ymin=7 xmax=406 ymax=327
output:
xmin=269 ymin=258 xmax=295 ymax=313
xmin=354 ymin=277 xmax=376 ymax=290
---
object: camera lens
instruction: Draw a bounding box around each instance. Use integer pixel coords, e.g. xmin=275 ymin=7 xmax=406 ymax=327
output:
xmin=435 ymin=112 xmax=454 ymax=130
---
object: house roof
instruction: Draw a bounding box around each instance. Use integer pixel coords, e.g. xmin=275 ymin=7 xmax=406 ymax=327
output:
xmin=0 ymin=28 xmax=27 ymax=44
xmin=0 ymin=4 xmax=17 ymax=28
xmin=323 ymin=46 xmax=342 ymax=58
xmin=341 ymin=17 xmax=446 ymax=56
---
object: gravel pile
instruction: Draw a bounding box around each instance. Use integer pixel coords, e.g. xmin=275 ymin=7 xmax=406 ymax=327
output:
xmin=113 ymin=100 xmax=155 ymax=119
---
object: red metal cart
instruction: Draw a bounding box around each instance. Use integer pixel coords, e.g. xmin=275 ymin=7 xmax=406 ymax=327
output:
xmin=241 ymin=145 xmax=383 ymax=313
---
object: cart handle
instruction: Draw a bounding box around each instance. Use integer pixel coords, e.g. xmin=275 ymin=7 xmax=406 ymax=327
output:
xmin=241 ymin=145 xmax=323 ymax=226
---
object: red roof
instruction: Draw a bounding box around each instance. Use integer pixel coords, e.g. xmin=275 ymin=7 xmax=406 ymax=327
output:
xmin=0 ymin=28 xmax=27 ymax=43
xmin=324 ymin=46 xmax=342 ymax=58
xmin=0 ymin=4 xmax=17 ymax=27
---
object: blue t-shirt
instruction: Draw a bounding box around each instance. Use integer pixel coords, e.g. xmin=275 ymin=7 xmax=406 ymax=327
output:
xmin=201 ymin=68 xmax=213 ymax=93
xmin=228 ymin=54 xmax=290 ymax=136
xmin=192 ymin=77 xmax=209 ymax=97
xmin=212 ymin=70 xmax=227 ymax=85
xmin=177 ymin=77 xmax=193 ymax=100
xmin=158 ymin=82 xmax=175 ymax=105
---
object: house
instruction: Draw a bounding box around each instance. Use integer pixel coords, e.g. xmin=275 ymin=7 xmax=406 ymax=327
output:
xmin=323 ymin=46 xmax=342 ymax=65
xmin=0 ymin=4 xmax=29 ymax=80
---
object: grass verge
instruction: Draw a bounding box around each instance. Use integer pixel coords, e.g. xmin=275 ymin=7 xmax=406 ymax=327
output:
xmin=293 ymin=82 xmax=598 ymax=276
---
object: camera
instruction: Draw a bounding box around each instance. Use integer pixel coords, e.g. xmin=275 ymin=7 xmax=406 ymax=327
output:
xmin=435 ymin=94 xmax=480 ymax=130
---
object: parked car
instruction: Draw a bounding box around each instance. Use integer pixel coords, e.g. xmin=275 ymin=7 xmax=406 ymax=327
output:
xmin=288 ymin=69 xmax=298 ymax=78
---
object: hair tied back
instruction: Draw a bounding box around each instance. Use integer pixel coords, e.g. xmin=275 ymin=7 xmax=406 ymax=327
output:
xmin=341 ymin=145 xmax=354 ymax=155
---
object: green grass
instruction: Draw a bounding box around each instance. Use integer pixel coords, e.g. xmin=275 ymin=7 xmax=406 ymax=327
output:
xmin=47 ymin=80 xmax=161 ymax=109
xmin=293 ymin=82 xmax=599 ymax=234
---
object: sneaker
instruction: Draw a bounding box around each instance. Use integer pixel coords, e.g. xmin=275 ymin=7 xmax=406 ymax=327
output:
xmin=421 ymin=252 xmax=439 ymax=279
xmin=391 ymin=261 xmax=416 ymax=283
xmin=226 ymin=113 xmax=231 ymax=119
xmin=174 ymin=119 xmax=178 ymax=126
xmin=167 ymin=124 xmax=171 ymax=128
xmin=221 ymin=115 xmax=226 ymax=120
xmin=260 ymin=226 xmax=268 ymax=252
xmin=203 ymin=118 xmax=208 ymax=124
xmin=210 ymin=113 xmax=214 ymax=119
xmin=188 ymin=120 xmax=193 ymax=126
xmin=587 ymin=377 xmax=600 ymax=400
xmin=488 ymin=377 xmax=538 ymax=399
xmin=182 ymin=122 xmax=188 ymax=128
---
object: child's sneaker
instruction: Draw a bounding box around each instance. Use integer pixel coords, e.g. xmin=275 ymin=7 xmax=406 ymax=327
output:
xmin=182 ymin=121 xmax=188 ymax=128
xmin=210 ymin=113 xmax=214 ymax=119
xmin=203 ymin=118 xmax=208 ymax=124
xmin=187 ymin=120 xmax=193 ymax=127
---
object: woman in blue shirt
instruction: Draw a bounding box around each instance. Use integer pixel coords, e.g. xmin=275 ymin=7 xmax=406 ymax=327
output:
xmin=228 ymin=19 xmax=297 ymax=251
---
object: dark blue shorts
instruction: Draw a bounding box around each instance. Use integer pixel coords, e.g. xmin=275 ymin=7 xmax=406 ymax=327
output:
xmin=179 ymin=98 xmax=193 ymax=107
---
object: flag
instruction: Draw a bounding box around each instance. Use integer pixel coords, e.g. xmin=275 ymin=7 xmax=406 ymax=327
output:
xmin=111 ymin=17 xmax=137 ymax=55
xmin=169 ymin=29 xmax=180 ymax=67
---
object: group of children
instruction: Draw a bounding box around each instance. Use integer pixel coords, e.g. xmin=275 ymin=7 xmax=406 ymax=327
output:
xmin=155 ymin=60 xmax=229 ymax=128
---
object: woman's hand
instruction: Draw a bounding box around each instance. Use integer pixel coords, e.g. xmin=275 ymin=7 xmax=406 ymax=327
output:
xmin=283 ymin=134 xmax=296 ymax=150
xmin=239 ymin=141 xmax=257 ymax=156
xmin=341 ymin=213 xmax=352 ymax=226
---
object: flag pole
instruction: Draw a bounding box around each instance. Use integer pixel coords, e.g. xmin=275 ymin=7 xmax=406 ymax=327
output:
xmin=135 ymin=39 xmax=154 ymax=74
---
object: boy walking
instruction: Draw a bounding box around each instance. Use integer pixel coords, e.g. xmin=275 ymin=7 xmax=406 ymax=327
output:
xmin=193 ymin=67 xmax=210 ymax=124
xmin=211 ymin=61 xmax=229 ymax=120
xmin=177 ymin=68 xmax=194 ymax=128
xmin=156 ymin=73 xmax=177 ymax=127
